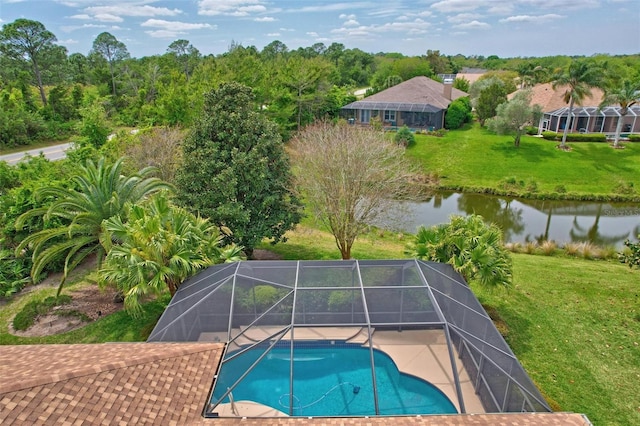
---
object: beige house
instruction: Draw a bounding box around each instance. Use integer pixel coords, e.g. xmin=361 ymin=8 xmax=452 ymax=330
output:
xmin=516 ymin=83 xmax=640 ymax=136
xmin=342 ymin=76 xmax=468 ymax=130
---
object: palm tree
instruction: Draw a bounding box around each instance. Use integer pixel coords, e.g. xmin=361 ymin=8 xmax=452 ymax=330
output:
xmin=600 ymin=79 xmax=640 ymax=148
xmin=552 ymin=60 xmax=602 ymax=149
xmin=99 ymin=192 xmax=243 ymax=316
xmin=405 ymin=215 xmax=512 ymax=288
xmin=15 ymin=157 xmax=170 ymax=296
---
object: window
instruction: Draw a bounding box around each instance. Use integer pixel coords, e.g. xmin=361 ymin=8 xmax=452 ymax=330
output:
xmin=384 ymin=110 xmax=396 ymax=122
xmin=360 ymin=109 xmax=371 ymax=123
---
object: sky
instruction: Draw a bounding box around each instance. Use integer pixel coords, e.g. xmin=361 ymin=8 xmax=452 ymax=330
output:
xmin=1 ymin=0 xmax=639 ymax=59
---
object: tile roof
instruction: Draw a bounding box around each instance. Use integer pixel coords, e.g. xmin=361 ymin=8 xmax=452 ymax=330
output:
xmin=512 ymin=82 xmax=604 ymax=112
xmin=0 ymin=343 xmax=592 ymax=425
xmin=359 ymin=76 xmax=468 ymax=109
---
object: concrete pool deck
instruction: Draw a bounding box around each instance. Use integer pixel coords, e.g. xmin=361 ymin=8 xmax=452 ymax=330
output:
xmin=206 ymin=327 xmax=483 ymax=417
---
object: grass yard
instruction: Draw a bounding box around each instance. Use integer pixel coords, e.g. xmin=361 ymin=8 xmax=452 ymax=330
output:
xmin=259 ymin=225 xmax=640 ymax=425
xmin=407 ymin=123 xmax=640 ymax=197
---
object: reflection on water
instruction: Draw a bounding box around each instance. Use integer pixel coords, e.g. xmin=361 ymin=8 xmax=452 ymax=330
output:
xmin=396 ymin=192 xmax=640 ymax=248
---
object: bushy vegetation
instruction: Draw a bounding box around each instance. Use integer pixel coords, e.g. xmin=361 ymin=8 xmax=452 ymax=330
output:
xmin=541 ymin=131 xmax=607 ymax=142
xmin=406 ymin=214 xmax=512 ymax=288
xmin=444 ymin=96 xmax=472 ymax=129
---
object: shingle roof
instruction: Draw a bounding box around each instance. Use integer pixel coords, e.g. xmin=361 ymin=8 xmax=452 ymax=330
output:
xmin=0 ymin=343 xmax=223 ymax=425
xmin=0 ymin=343 xmax=592 ymax=425
xmin=343 ymin=76 xmax=468 ymax=111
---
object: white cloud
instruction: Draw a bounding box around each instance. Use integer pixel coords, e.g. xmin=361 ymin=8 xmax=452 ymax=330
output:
xmin=500 ymin=14 xmax=564 ymax=23
xmin=141 ymin=19 xmax=214 ymax=31
xmin=448 ymin=13 xmax=483 ymax=23
xmin=453 ymin=20 xmax=491 ymax=30
xmin=58 ymin=38 xmax=79 ymax=45
xmin=94 ymin=13 xmax=124 ymax=23
xmin=69 ymin=14 xmax=92 ymax=20
xmin=517 ymin=0 xmax=600 ymax=9
xmin=431 ymin=0 xmax=487 ymax=13
xmin=61 ymin=23 xmax=109 ymax=32
xmin=331 ymin=18 xmax=430 ymax=39
xmin=293 ymin=2 xmax=375 ymax=13
xmin=254 ymin=16 xmax=275 ymax=22
xmin=344 ymin=19 xmax=360 ymax=26
xmin=84 ymin=4 xmax=183 ymax=17
xmin=267 ymin=32 xmax=281 ymax=37
xmin=145 ymin=30 xmax=183 ymax=38
xmin=339 ymin=14 xmax=357 ymax=20
xmin=198 ymin=0 xmax=267 ymax=16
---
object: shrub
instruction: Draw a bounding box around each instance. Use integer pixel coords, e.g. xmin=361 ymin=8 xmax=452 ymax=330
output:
xmin=540 ymin=240 xmax=557 ymax=256
xmin=445 ymin=97 xmax=472 ymax=129
xmin=525 ymin=126 xmax=538 ymax=135
xmin=563 ymin=242 xmax=581 ymax=256
xmin=619 ymin=237 xmax=640 ymax=269
xmin=394 ymin=125 xmax=415 ymax=147
xmin=629 ymin=134 xmax=640 ymax=142
xmin=406 ymin=214 xmax=512 ymax=288
xmin=523 ymin=241 xmax=538 ymax=254
xmin=554 ymin=185 xmax=567 ymax=193
xmin=540 ymin=131 xmax=606 ymax=142
xmin=612 ymin=181 xmax=636 ymax=195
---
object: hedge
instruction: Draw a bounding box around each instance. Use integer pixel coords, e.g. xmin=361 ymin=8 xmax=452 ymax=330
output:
xmin=541 ymin=131 xmax=607 ymax=142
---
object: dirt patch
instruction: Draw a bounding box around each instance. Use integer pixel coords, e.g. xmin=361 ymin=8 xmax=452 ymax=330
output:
xmin=9 ymin=285 xmax=124 ymax=338
xmin=252 ymin=249 xmax=283 ymax=260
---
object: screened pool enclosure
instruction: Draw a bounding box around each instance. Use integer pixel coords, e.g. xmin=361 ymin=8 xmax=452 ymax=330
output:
xmin=148 ymin=260 xmax=551 ymax=418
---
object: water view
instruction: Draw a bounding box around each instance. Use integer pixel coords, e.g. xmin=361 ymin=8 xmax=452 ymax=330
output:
xmin=396 ymin=192 xmax=640 ymax=248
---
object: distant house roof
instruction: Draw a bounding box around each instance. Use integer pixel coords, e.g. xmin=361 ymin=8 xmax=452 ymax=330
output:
xmin=512 ymin=82 xmax=605 ymax=112
xmin=0 ymin=342 xmax=592 ymax=425
xmin=343 ymin=76 xmax=468 ymax=112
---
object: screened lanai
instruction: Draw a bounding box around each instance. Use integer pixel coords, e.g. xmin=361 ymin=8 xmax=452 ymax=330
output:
xmin=542 ymin=105 xmax=640 ymax=135
xmin=148 ymin=260 xmax=551 ymax=418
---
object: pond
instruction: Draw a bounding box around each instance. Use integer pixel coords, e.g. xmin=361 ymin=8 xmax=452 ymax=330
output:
xmin=395 ymin=192 xmax=640 ymax=248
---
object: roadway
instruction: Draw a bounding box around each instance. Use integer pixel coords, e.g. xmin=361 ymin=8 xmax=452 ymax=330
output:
xmin=0 ymin=142 xmax=72 ymax=165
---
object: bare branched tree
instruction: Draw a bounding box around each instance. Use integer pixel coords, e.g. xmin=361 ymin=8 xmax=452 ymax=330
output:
xmin=291 ymin=121 xmax=420 ymax=259
xmin=126 ymin=127 xmax=184 ymax=183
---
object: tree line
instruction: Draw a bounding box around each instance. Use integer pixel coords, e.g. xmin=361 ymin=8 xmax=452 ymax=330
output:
xmin=3 ymin=18 xmax=639 ymax=148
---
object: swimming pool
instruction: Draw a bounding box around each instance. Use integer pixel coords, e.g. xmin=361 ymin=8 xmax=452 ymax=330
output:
xmin=211 ymin=342 xmax=458 ymax=417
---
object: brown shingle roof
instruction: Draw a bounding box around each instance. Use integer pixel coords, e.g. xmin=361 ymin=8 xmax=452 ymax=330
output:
xmin=0 ymin=343 xmax=223 ymax=425
xmin=362 ymin=76 xmax=468 ymax=109
xmin=0 ymin=343 xmax=592 ymax=425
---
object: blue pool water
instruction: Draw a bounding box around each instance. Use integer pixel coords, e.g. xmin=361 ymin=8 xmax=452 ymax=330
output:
xmin=211 ymin=343 xmax=457 ymax=416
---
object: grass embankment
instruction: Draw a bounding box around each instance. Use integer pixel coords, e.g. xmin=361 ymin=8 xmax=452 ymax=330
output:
xmin=259 ymin=225 xmax=640 ymax=426
xmin=407 ymin=124 xmax=640 ymax=200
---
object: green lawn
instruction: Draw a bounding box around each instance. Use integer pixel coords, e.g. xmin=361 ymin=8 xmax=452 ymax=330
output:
xmin=407 ymin=123 xmax=640 ymax=197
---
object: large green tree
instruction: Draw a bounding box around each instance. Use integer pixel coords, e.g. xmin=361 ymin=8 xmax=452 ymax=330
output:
xmin=552 ymin=60 xmax=602 ymax=149
xmin=99 ymin=192 xmax=242 ymax=316
xmin=600 ymin=79 xmax=640 ymax=148
xmin=91 ymin=32 xmax=130 ymax=96
xmin=175 ymin=82 xmax=302 ymax=258
xmin=473 ymin=78 xmax=508 ymax=126
xmin=15 ymin=157 xmax=170 ymax=295
xmin=0 ymin=19 xmax=59 ymax=106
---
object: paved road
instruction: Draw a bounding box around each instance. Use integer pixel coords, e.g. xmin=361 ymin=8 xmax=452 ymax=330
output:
xmin=0 ymin=142 xmax=72 ymax=165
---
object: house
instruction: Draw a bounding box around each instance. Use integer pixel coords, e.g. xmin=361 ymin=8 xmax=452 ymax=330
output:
xmin=516 ymin=83 xmax=640 ymax=136
xmin=342 ymin=76 xmax=469 ymax=130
